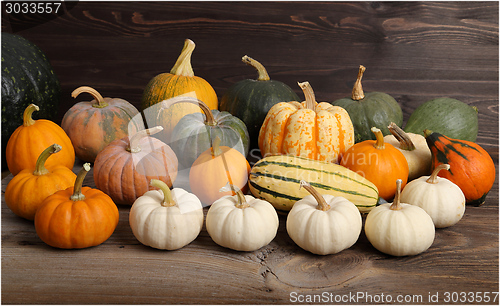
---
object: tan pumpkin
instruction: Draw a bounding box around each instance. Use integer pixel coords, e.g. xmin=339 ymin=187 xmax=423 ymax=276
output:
xmin=141 ymin=39 xmax=218 ymax=143
xmin=93 ymin=126 xmax=178 ymax=205
xmin=258 ymin=81 xmax=354 ymax=163
xmin=61 ymin=86 xmax=140 ymax=162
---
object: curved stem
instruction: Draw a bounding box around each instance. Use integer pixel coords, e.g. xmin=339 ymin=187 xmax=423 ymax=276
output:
xmin=351 ymin=65 xmax=366 ymax=101
xmin=242 ymin=55 xmax=270 ymax=81
xmin=71 ymin=86 xmax=108 ymax=108
xmin=150 ymin=179 xmax=176 ymax=207
xmin=211 ymin=136 xmax=223 ymax=157
xmin=220 ymin=183 xmax=249 ymax=209
xmin=127 ymin=126 xmax=163 ymax=153
xmin=23 ymin=104 xmax=39 ymax=127
xmin=70 ymin=163 xmax=91 ymax=202
xmin=158 ymin=96 xmax=216 ymax=126
xmin=388 ymin=122 xmax=416 ymax=151
xmin=371 ymin=127 xmax=385 ymax=150
xmin=298 ymin=81 xmax=316 ymax=111
xmin=33 ymin=144 xmax=62 ymax=176
xmin=423 ymin=129 xmax=433 ymax=138
xmin=389 ymin=179 xmax=403 ymax=211
xmin=426 ymin=164 xmax=450 ymax=184
xmin=300 ymin=180 xmax=330 ymax=211
xmin=170 ymin=39 xmax=195 ymax=77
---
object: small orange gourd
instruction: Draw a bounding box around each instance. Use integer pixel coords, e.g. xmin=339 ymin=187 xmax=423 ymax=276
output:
xmin=258 ymin=81 xmax=354 ymax=163
xmin=340 ymin=127 xmax=409 ymax=201
xmin=5 ymin=144 xmax=77 ymax=220
xmin=425 ymin=130 xmax=496 ymax=206
xmin=141 ymin=39 xmax=218 ymax=143
xmin=93 ymin=126 xmax=178 ymax=205
xmin=61 ymin=86 xmax=140 ymax=162
xmin=34 ymin=163 xmax=119 ymax=249
xmin=6 ymin=104 xmax=75 ymax=176
xmin=190 ymin=137 xmax=250 ymax=206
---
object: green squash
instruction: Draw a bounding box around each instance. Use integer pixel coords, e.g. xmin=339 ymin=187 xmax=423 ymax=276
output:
xmin=219 ymin=55 xmax=299 ymax=150
xmin=404 ymin=97 xmax=478 ymax=142
xmin=168 ymin=97 xmax=249 ymax=169
xmin=1 ymin=33 xmax=61 ymax=169
xmin=332 ymin=65 xmax=403 ymax=143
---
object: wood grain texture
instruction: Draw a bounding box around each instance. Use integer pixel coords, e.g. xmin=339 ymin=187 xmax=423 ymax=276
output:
xmin=1 ymin=1 xmax=498 ymax=304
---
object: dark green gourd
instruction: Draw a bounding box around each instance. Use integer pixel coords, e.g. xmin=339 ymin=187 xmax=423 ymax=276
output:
xmin=219 ymin=55 xmax=299 ymax=150
xmin=404 ymin=97 xmax=478 ymax=142
xmin=2 ymin=33 xmax=61 ymax=169
xmin=333 ymin=65 xmax=403 ymax=143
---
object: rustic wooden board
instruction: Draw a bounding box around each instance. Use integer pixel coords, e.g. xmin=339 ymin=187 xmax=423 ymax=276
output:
xmin=1 ymin=1 xmax=498 ymax=304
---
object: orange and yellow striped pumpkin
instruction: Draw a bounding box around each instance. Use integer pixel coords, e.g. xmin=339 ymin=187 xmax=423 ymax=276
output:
xmin=258 ymin=81 xmax=354 ymax=163
xmin=140 ymin=39 xmax=218 ymax=143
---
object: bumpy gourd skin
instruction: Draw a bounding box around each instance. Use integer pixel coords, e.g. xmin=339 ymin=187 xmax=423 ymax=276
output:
xmin=2 ymin=33 xmax=61 ymax=169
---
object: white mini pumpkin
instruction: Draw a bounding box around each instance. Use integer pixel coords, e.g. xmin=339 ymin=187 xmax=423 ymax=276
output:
xmin=365 ymin=179 xmax=435 ymax=256
xmin=129 ymin=179 xmax=204 ymax=250
xmin=384 ymin=122 xmax=432 ymax=181
xmin=401 ymin=163 xmax=465 ymax=228
xmin=286 ymin=181 xmax=362 ymax=255
xmin=206 ymin=186 xmax=279 ymax=252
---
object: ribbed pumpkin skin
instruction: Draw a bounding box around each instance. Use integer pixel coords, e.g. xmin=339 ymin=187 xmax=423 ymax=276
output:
xmin=333 ymin=92 xmax=403 ymax=143
xmin=141 ymin=75 xmax=218 ymax=143
xmin=249 ymin=155 xmax=379 ymax=213
xmin=6 ymin=118 xmax=75 ymax=176
xmin=93 ymin=137 xmax=178 ymax=205
xmin=258 ymin=101 xmax=354 ymax=163
xmin=405 ymin=97 xmax=478 ymax=142
xmin=2 ymin=33 xmax=61 ymax=169
xmin=340 ymin=130 xmax=409 ymax=201
xmin=5 ymin=166 xmax=76 ymax=220
xmin=62 ymin=98 xmax=139 ymax=162
xmin=170 ymin=110 xmax=250 ymax=169
xmin=425 ymin=131 xmax=495 ymax=206
xmin=220 ymin=79 xmax=299 ymax=150
xmin=34 ymin=186 xmax=119 ymax=249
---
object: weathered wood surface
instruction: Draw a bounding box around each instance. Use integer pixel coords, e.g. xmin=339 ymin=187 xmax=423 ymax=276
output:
xmin=1 ymin=1 xmax=498 ymax=304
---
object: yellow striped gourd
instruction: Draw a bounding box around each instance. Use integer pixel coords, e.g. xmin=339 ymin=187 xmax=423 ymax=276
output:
xmin=249 ymin=155 xmax=379 ymax=213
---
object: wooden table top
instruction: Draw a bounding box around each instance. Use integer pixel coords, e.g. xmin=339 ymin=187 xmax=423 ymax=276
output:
xmin=2 ymin=2 xmax=498 ymax=304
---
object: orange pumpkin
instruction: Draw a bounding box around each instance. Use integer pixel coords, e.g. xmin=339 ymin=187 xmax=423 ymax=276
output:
xmin=93 ymin=126 xmax=178 ymax=205
xmin=5 ymin=143 xmax=77 ymax=220
xmin=6 ymin=104 xmax=75 ymax=176
xmin=258 ymin=81 xmax=354 ymax=163
xmin=34 ymin=163 xmax=119 ymax=249
xmin=425 ymin=130 xmax=496 ymax=206
xmin=61 ymin=86 xmax=140 ymax=162
xmin=340 ymin=127 xmax=409 ymax=201
xmin=141 ymin=39 xmax=218 ymax=143
xmin=190 ymin=137 xmax=250 ymax=206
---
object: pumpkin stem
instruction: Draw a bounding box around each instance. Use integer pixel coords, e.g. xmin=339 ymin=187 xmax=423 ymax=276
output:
xmin=351 ymin=65 xmax=366 ymax=101
xmin=170 ymin=39 xmax=195 ymax=77
xmin=150 ymin=179 xmax=176 ymax=207
xmin=211 ymin=136 xmax=223 ymax=157
xmin=423 ymin=129 xmax=433 ymax=138
xmin=426 ymin=164 xmax=450 ymax=184
xmin=127 ymin=126 xmax=163 ymax=153
xmin=242 ymin=55 xmax=270 ymax=81
xmin=158 ymin=96 xmax=216 ymax=126
xmin=220 ymin=183 xmax=249 ymax=209
xmin=23 ymin=104 xmax=39 ymax=127
xmin=371 ymin=127 xmax=385 ymax=149
xmin=389 ymin=179 xmax=403 ymax=211
xmin=388 ymin=122 xmax=416 ymax=151
xmin=298 ymin=81 xmax=317 ymax=111
xmin=71 ymin=86 xmax=108 ymax=108
xmin=70 ymin=163 xmax=91 ymax=202
xmin=33 ymin=144 xmax=62 ymax=176
xmin=299 ymin=180 xmax=330 ymax=211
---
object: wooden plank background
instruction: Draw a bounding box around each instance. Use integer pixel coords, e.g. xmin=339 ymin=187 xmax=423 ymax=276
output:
xmin=1 ymin=1 xmax=498 ymax=304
